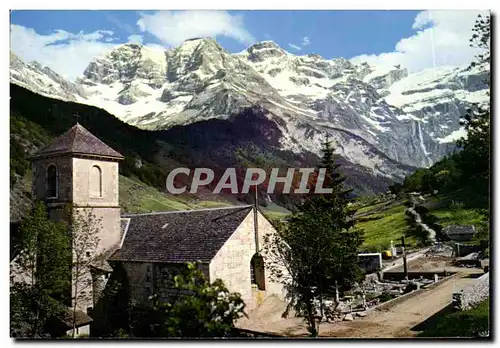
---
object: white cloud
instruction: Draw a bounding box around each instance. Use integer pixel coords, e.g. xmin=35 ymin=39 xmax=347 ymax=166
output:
xmin=350 ymin=10 xmax=490 ymax=72
xmin=10 ymin=24 xmax=117 ymax=81
xmin=288 ymin=43 xmax=301 ymax=51
xmin=127 ymin=34 xmax=143 ymax=45
xmin=106 ymin=13 xmax=135 ymax=33
xmin=136 ymin=10 xmax=255 ymax=47
xmin=302 ymin=36 xmax=310 ymax=46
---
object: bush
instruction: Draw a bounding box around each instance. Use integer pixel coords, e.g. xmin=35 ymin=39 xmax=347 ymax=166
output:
xmin=378 ymin=293 xmax=396 ymax=302
xmin=128 ymin=262 xmax=246 ymax=338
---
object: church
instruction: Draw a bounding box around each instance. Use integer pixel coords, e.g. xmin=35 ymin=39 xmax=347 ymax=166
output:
xmin=25 ymin=123 xmax=287 ymax=336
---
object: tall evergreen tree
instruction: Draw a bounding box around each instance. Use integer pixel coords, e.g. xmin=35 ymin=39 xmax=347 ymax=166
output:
xmin=264 ymin=136 xmax=363 ymax=336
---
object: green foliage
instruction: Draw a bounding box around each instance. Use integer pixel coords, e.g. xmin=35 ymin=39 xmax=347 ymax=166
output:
xmin=263 ymin=137 xmax=363 ymax=337
xmin=434 ymin=206 xmax=484 ymax=228
xmin=401 ymin=152 xmax=465 ymax=195
xmin=10 ymin=138 xmax=29 ymax=185
xmin=388 ymin=182 xmax=403 ymax=195
xmin=357 ymin=205 xmax=412 ymax=248
xmin=11 ymin=202 xmax=71 ymax=337
xmin=129 ymin=263 xmax=246 ymax=338
xmin=468 ymin=14 xmax=490 ymax=71
xmin=10 ymin=283 xmax=66 ymax=338
xmin=10 ymin=113 xmax=51 ymax=187
xmin=469 ymin=207 xmax=489 ymax=249
xmin=378 ymin=292 xmax=397 ymax=302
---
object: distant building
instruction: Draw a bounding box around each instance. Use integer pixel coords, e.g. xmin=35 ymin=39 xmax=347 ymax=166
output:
xmin=443 ymin=225 xmax=476 ymax=242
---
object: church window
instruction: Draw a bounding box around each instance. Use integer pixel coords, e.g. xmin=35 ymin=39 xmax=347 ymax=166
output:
xmin=250 ymin=254 xmax=266 ymax=291
xmin=47 ymin=164 xmax=58 ymax=198
xmin=90 ymin=165 xmax=102 ymax=197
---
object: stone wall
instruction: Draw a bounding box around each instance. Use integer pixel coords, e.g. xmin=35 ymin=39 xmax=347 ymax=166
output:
xmin=453 ymin=272 xmax=489 ymax=310
xmin=209 ymin=210 xmax=287 ymax=312
xmin=32 ymin=155 xmax=73 ymax=202
xmin=73 ymin=207 xmax=122 ymax=254
xmin=122 ymin=262 xmax=153 ymax=306
xmin=122 ymin=262 xmax=211 ymax=305
xmin=154 ymin=263 xmax=210 ymax=300
xmin=72 ymin=157 xmax=119 ymax=207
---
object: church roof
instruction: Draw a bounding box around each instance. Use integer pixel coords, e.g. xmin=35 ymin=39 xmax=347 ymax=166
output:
xmin=109 ymin=206 xmax=254 ymax=263
xmin=32 ymin=123 xmax=124 ymax=159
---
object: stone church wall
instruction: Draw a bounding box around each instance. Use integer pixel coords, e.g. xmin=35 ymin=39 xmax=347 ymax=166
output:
xmin=72 ymin=157 xmax=119 ymax=207
xmin=209 ymin=211 xmax=287 ymax=312
xmin=153 ymin=263 xmax=210 ymax=301
xmin=32 ymin=155 xmax=73 ymax=202
xmin=73 ymin=207 xmax=122 ymax=255
xmin=122 ymin=262 xmax=210 ymax=305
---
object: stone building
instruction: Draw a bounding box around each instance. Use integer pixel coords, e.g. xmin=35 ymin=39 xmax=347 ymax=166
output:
xmin=22 ymin=123 xmax=286 ymax=336
xmin=30 ymin=123 xmax=124 ymax=336
xmin=110 ymin=206 xmax=285 ymax=311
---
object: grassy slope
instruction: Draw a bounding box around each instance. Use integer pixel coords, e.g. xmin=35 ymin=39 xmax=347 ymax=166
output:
xmin=357 ymin=204 xmax=413 ymax=250
xmin=119 ymin=175 xmax=232 ymax=213
xmin=417 ymin=299 xmax=490 ymax=338
xmin=356 ymin=189 xmax=488 ymax=249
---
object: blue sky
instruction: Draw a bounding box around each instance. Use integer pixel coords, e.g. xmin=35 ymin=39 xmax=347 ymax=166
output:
xmin=10 ymin=10 xmax=486 ymax=80
xmin=10 ymin=10 xmax=421 ymax=58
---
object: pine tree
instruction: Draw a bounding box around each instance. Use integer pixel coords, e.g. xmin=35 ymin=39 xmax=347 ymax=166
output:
xmin=264 ymin=136 xmax=364 ymax=336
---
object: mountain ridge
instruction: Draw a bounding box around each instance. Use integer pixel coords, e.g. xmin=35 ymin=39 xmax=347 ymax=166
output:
xmin=9 ymin=38 xmax=489 ymax=184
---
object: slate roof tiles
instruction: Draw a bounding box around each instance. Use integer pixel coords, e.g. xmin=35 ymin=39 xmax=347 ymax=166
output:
xmin=32 ymin=123 xmax=123 ymax=159
xmin=110 ymin=206 xmax=254 ymax=263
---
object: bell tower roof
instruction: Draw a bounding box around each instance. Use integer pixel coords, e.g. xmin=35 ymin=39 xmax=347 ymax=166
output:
xmin=32 ymin=124 xmax=124 ymax=160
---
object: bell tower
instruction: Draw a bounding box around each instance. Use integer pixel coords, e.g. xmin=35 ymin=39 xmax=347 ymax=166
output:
xmin=31 ymin=123 xmax=124 ymax=333
xmin=31 ymin=123 xmax=124 ymax=253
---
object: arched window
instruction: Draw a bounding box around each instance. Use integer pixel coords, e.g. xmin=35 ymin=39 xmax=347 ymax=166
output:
xmin=90 ymin=165 xmax=102 ymax=197
xmin=47 ymin=165 xmax=58 ymax=198
xmin=250 ymin=254 xmax=266 ymax=291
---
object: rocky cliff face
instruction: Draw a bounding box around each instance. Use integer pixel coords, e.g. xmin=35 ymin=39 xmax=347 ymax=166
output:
xmin=9 ymin=39 xmax=490 ymax=185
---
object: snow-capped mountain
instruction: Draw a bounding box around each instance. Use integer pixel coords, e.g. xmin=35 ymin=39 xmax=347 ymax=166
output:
xmin=9 ymin=38 xmax=489 ymax=183
xmin=10 ymin=52 xmax=86 ymax=102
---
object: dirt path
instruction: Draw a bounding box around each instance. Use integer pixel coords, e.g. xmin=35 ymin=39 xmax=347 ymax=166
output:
xmin=323 ymin=272 xmax=479 ymax=338
xmin=237 ymin=270 xmax=481 ymax=338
